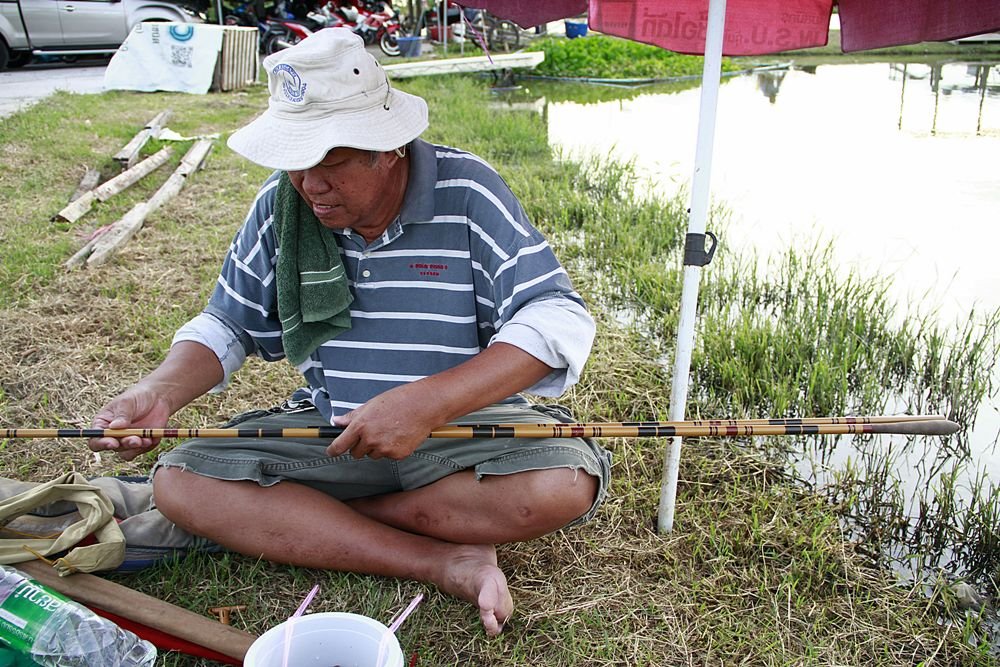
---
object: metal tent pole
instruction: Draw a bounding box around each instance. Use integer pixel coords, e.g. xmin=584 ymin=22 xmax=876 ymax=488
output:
xmin=657 ymin=0 xmax=727 ymax=533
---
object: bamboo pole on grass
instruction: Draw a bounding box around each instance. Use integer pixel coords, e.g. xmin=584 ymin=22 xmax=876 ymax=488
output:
xmin=84 ymin=139 xmax=213 ymax=267
xmin=56 ymin=147 xmax=175 ymax=224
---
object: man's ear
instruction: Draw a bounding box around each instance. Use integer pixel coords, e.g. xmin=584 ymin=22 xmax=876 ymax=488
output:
xmin=376 ymin=150 xmax=400 ymax=169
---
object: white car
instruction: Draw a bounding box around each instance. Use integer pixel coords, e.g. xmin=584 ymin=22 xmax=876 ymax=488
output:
xmin=0 ymin=0 xmax=205 ymax=69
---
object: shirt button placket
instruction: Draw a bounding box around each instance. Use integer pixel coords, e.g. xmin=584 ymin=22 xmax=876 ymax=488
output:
xmin=359 ymin=248 xmax=371 ymax=281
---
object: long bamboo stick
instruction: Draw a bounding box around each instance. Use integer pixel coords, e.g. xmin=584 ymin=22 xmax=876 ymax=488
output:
xmin=55 ymin=146 xmax=174 ymax=223
xmin=0 ymin=416 xmax=960 ymax=440
xmin=86 ymin=139 xmax=214 ymax=267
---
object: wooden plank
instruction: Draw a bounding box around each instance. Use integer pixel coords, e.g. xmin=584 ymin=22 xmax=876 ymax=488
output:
xmin=383 ymin=51 xmax=544 ymax=79
xmin=16 ymin=560 xmax=256 ymax=662
xmin=64 ymin=226 xmax=108 ymax=269
xmin=68 ymin=167 xmax=101 ymax=204
xmin=113 ymin=110 xmax=172 ymax=169
xmin=86 ymin=140 xmax=213 ymax=267
xmin=55 ymin=147 xmax=174 ymax=224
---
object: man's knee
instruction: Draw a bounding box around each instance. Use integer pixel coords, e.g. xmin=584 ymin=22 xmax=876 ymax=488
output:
xmin=508 ymin=467 xmax=599 ymax=532
xmin=152 ymin=466 xmax=215 ymax=531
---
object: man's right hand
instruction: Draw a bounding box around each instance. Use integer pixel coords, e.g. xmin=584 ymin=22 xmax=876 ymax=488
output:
xmin=85 ymin=340 xmax=226 ymax=461
xmin=88 ymin=388 xmax=173 ymax=461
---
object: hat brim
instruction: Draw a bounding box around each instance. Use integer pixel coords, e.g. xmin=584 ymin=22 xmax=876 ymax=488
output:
xmin=227 ymin=88 xmax=428 ymax=171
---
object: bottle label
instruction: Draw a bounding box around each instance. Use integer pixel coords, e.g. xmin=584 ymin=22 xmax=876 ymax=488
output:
xmin=0 ymin=575 xmax=71 ymax=654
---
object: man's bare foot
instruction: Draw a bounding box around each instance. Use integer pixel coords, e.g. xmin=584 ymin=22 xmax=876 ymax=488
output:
xmin=437 ymin=544 xmax=513 ymax=636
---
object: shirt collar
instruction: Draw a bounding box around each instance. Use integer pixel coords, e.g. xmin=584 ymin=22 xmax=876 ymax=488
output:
xmin=397 ymin=138 xmax=437 ymax=225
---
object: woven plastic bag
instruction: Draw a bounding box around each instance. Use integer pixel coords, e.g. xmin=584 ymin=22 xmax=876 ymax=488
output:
xmin=0 ymin=472 xmax=125 ymax=575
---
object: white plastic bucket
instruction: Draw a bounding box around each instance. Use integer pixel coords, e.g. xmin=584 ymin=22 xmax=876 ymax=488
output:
xmin=244 ymin=612 xmax=404 ymax=667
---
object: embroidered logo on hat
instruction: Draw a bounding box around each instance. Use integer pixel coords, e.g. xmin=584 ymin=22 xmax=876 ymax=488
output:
xmin=273 ymin=63 xmax=307 ymax=103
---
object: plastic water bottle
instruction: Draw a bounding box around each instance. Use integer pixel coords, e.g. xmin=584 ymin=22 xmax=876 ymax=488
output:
xmin=0 ymin=565 xmax=156 ymax=667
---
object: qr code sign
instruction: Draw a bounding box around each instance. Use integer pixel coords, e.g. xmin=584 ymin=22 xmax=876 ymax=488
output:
xmin=170 ymin=45 xmax=194 ymax=68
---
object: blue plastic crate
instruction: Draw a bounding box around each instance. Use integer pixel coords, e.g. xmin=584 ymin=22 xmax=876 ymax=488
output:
xmin=397 ymin=36 xmax=422 ymax=57
xmin=565 ymin=20 xmax=588 ymax=39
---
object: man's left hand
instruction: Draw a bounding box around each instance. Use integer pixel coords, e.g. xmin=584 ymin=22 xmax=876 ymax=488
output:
xmin=326 ymin=382 xmax=442 ymax=460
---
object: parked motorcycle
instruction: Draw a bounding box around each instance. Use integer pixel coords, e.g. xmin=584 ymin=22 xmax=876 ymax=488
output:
xmin=410 ymin=2 xmax=520 ymax=53
xmin=263 ymin=0 xmax=405 ymax=57
xmin=356 ymin=2 xmax=404 ymax=56
xmin=222 ymin=0 xmax=264 ymax=26
xmin=223 ymin=0 xmax=277 ymax=51
xmin=261 ymin=15 xmax=317 ymax=54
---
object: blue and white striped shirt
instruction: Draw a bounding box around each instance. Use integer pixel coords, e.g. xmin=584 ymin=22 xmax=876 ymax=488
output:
xmin=175 ymin=139 xmax=594 ymax=424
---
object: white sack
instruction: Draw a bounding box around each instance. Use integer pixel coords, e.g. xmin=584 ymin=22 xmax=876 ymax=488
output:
xmin=104 ymin=23 xmax=224 ymax=95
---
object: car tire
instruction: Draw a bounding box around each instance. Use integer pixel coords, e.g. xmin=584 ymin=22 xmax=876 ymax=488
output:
xmin=7 ymin=51 xmax=31 ymax=68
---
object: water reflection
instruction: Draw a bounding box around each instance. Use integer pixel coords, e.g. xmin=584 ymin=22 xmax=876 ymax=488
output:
xmin=892 ymin=62 xmax=999 ymax=134
xmin=755 ymin=68 xmax=787 ymax=103
xmin=513 ymin=60 xmax=1000 ymax=607
xmin=542 ymin=61 xmax=999 ymax=326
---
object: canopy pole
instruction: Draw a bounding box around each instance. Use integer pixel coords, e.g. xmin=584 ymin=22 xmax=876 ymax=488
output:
xmin=658 ymin=0 xmax=727 ymax=534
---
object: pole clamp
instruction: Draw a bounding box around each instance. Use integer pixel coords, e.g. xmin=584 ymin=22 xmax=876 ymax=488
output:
xmin=683 ymin=231 xmax=718 ymax=267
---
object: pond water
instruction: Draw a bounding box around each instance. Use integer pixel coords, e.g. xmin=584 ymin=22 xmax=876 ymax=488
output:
xmin=547 ymin=61 xmax=999 ymax=324
xmin=538 ymin=60 xmax=1000 ymax=592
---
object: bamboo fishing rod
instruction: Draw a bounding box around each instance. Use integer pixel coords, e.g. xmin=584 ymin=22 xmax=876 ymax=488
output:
xmin=1 ymin=415 xmax=960 ymax=440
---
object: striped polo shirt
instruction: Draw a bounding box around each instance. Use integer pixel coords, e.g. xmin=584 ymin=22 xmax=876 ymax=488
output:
xmin=179 ymin=139 xmax=594 ymax=424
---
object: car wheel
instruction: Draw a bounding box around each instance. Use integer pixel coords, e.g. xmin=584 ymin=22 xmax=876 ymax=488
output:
xmin=7 ymin=51 xmax=31 ymax=68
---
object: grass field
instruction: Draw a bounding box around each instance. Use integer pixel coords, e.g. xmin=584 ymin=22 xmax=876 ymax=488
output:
xmin=0 ymin=67 xmax=996 ymax=665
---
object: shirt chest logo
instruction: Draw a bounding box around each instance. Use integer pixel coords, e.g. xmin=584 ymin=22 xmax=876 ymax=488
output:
xmin=409 ymin=262 xmax=449 ymax=277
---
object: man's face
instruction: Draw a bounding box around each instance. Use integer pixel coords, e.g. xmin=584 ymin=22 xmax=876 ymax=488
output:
xmin=288 ymin=147 xmax=397 ymax=237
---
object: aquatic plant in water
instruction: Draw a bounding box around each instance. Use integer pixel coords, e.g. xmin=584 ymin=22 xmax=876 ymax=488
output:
xmin=548 ymin=155 xmax=1000 ymax=642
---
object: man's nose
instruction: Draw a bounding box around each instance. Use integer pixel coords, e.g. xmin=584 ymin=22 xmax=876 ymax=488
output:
xmin=299 ymin=166 xmax=332 ymax=194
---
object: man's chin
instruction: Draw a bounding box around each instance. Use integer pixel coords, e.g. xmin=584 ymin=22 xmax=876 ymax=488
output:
xmin=314 ymin=210 xmax=349 ymax=230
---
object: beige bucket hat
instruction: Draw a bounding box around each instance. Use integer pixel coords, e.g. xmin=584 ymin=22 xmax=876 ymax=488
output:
xmin=228 ymin=28 xmax=428 ymax=170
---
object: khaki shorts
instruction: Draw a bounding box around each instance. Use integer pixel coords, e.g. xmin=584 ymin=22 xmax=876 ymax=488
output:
xmin=152 ymin=403 xmax=612 ymax=526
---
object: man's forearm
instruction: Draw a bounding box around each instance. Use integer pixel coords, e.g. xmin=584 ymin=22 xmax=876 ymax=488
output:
xmin=136 ymin=341 xmax=225 ymax=416
xmin=417 ymin=342 xmax=553 ymax=426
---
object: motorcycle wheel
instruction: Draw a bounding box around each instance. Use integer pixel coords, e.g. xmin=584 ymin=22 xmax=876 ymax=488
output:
xmin=488 ymin=20 xmax=520 ymax=53
xmin=379 ymin=31 xmax=400 ymax=57
xmin=264 ymin=31 xmax=300 ymax=55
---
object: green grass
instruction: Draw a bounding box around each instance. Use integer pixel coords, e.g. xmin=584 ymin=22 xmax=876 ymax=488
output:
xmin=0 ymin=72 xmax=997 ymax=665
xmin=524 ymin=34 xmax=743 ymax=80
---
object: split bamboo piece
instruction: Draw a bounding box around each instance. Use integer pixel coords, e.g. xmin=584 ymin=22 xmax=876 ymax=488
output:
xmin=56 ymin=146 xmax=174 ymax=224
xmin=84 ymin=139 xmax=213 ymax=267
xmin=113 ymin=110 xmax=172 ymax=169
xmin=1 ymin=415 xmax=961 ymax=441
